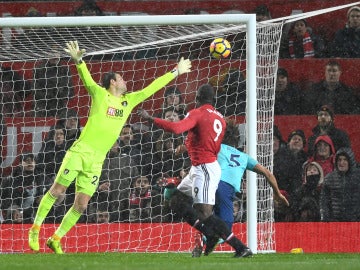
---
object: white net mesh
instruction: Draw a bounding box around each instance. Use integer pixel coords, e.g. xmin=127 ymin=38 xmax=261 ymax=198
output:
xmin=0 ymin=17 xmax=283 ymax=253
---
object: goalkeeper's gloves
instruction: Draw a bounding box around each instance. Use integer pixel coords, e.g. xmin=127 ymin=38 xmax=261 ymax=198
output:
xmin=171 ymin=57 xmax=192 ymax=77
xmin=64 ymin=41 xmax=86 ymax=64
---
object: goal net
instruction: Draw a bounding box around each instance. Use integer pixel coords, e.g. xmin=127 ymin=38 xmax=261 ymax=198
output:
xmin=0 ymin=14 xmax=281 ymax=254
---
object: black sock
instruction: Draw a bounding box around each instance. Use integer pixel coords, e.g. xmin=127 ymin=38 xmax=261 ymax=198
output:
xmin=203 ymin=215 xmax=230 ymax=239
xmin=203 ymin=215 xmax=247 ymax=252
xmin=226 ymin=235 xmax=247 ymax=252
xmin=169 ymin=190 xmax=199 ymax=225
xmin=194 ymin=218 xmax=216 ymax=237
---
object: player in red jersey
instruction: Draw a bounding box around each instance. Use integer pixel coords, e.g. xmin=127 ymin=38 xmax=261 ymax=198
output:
xmin=138 ymin=84 xmax=252 ymax=258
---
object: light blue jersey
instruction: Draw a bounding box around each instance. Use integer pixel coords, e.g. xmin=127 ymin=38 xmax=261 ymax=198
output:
xmin=217 ymin=144 xmax=258 ymax=192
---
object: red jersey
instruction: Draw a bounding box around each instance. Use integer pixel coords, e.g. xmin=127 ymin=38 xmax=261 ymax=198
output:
xmin=153 ymin=104 xmax=226 ymax=166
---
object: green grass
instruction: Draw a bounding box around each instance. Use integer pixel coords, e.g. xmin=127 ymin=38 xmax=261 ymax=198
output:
xmin=0 ymin=253 xmax=359 ymax=270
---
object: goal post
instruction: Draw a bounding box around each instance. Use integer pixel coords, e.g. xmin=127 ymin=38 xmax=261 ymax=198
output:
xmin=0 ymin=14 xmax=281 ymax=254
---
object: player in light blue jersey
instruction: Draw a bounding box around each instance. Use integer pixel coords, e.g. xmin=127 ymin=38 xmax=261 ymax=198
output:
xmin=215 ymin=125 xmax=257 ymax=229
xmin=216 ymin=119 xmax=287 ymax=229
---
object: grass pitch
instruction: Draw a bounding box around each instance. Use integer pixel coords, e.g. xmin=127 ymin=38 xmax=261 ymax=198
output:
xmin=0 ymin=252 xmax=359 ymax=270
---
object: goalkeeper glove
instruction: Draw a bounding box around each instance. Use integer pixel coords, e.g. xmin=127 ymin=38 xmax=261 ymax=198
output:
xmin=171 ymin=57 xmax=192 ymax=77
xmin=64 ymin=40 xmax=86 ymax=64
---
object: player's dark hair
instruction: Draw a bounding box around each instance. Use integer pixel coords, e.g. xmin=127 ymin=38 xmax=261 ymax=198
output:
xmin=222 ymin=118 xmax=240 ymax=147
xmin=196 ymin=84 xmax=215 ymax=105
xmin=102 ymin=72 xmax=116 ymax=89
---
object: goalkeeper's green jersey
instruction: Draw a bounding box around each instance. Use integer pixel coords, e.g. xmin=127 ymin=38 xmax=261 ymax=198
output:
xmin=70 ymin=61 xmax=175 ymax=158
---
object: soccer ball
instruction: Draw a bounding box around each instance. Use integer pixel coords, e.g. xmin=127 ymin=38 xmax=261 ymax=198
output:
xmin=209 ymin=38 xmax=231 ymax=59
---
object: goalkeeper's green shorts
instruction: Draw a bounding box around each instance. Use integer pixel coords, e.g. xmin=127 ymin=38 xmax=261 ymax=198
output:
xmin=54 ymin=149 xmax=103 ymax=197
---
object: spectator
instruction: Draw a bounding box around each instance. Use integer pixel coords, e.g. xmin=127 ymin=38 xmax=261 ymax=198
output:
xmin=320 ymin=147 xmax=360 ymax=221
xmin=274 ymin=190 xmax=293 ymax=222
xmin=161 ymin=106 xmax=182 ymax=123
xmin=93 ymin=208 xmax=110 ymax=223
xmin=275 ymin=67 xmax=302 ymax=115
xmin=209 ymin=67 xmax=231 ymax=91
xmin=281 ymin=129 xmax=309 ymax=192
xmin=74 ymin=0 xmax=103 ymax=16
xmin=282 ymin=19 xmax=325 ymax=59
xmin=94 ymin=140 xmax=139 ymax=222
xmin=302 ymin=61 xmax=360 ymax=114
xmin=26 ymin=7 xmax=42 ymax=17
xmin=293 ymin=161 xmax=324 ymax=222
xmin=273 ymin=125 xmax=287 ymax=154
xmin=328 ymin=6 xmax=360 ymax=58
xmin=4 ymin=205 xmax=23 ymax=224
xmin=273 ymin=128 xmax=305 ymax=220
xmin=253 ymin=4 xmax=271 ymax=22
xmin=0 ymin=152 xmax=44 ymax=223
xmin=287 ymin=129 xmax=308 ymax=165
xmin=145 ymin=131 xmax=190 ymax=188
xmin=147 ymin=106 xmax=184 ymax=171
xmin=88 ymin=203 xmax=110 ymax=223
xmin=33 ymin=48 xmax=74 ymax=117
xmin=215 ymin=68 xmax=246 ymax=116
xmin=0 ymin=65 xmax=31 ymax=117
xmin=36 ymin=123 xmax=68 ymax=193
xmin=307 ymin=135 xmax=335 ymax=177
xmin=151 ymin=106 xmax=183 ymax=142
xmin=56 ymin=109 xmax=82 ymax=146
xmin=307 ymin=105 xmax=351 ymax=156
xmin=118 ymin=124 xmax=141 ymax=166
xmin=125 ymin=175 xmax=163 ymax=222
xmin=161 ymin=86 xmax=187 ymax=119
xmin=233 ymin=199 xmax=245 ymax=223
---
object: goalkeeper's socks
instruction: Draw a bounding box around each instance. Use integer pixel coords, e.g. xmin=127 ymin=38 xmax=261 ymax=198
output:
xmin=33 ymin=191 xmax=57 ymax=227
xmin=54 ymin=206 xmax=82 ymax=238
xmin=50 ymin=234 xmax=61 ymax=241
xmin=30 ymin=224 xmax=41 ymax=232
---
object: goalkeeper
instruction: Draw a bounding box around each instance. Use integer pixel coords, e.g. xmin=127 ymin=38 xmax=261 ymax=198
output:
xmin=28 ymin=40 xmax=191 ymax=254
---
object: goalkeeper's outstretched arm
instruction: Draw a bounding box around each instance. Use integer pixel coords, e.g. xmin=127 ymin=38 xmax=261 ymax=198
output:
xmin=64 ymin=41 xmax=86 ymax=64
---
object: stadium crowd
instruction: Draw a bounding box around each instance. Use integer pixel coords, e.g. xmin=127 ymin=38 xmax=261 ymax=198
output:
xmin=0 ymin=2 xmax=360 ymax=226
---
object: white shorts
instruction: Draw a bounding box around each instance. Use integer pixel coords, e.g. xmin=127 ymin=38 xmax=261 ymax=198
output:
xmin=177 ymin=161 xmax=221 ymax=205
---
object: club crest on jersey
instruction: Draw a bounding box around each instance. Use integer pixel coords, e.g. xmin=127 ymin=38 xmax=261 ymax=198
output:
xmin=107 ymin=107 xmax=123 ymax=117
xmin=122 ymin=101 xmax=128 ymax=107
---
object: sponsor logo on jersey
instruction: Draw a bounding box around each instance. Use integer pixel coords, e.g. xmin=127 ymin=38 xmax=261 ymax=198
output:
xmin=64 ymin=169 xmax=69 ymax=175
xmin=107 ymin=107 xmax=123 ymax=117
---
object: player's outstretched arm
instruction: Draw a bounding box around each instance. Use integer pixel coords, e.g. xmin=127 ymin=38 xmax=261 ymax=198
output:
xmin=253 ymin=163 xmax=289 ymax=207
xmin=171 ymin=57 xmax=192 ymax=77
xmin=64 ymin=41 xmax=86 ymax=65
xmin=137 ymin=109 xmax=154 ymax=122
